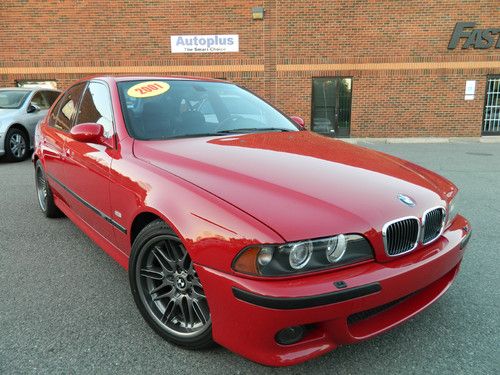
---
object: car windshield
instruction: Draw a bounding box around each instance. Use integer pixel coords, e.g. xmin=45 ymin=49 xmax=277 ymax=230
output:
xmin=0 ymin=90 xmax=30 ymax=109
xmin=117 ymin=80 xmax=299 ymax=140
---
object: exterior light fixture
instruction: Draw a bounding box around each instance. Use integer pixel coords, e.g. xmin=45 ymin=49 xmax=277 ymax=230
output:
xmin=252 ymin=6 xmax=264 ymax=20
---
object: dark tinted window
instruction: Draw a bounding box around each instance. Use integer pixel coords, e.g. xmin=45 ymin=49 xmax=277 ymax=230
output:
xmin=76 ymin=82 xmax=114 ymax=138
xmin=43 ymin=91 xmax=60 ymax=106
xmin=49 ymin=83 xmax=86 ymax=131
xmin=48 ymin=97 xmax=64 ymax=128
xmin=30 ymin=92 xmax=50 ymax=109
xmin=311 ymin=77 xmax=352 ymax=138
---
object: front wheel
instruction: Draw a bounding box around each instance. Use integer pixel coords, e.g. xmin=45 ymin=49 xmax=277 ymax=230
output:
xmin=5 ymin=127 xmax=29 ymax=162
xmin=129 ymin=220 xmax=213 ymax=349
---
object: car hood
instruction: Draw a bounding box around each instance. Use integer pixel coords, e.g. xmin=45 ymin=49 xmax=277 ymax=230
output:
xmin=133 ymin=132 xmax=455 ymax=242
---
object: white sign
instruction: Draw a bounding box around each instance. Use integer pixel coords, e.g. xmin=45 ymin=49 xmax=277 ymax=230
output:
xmin=171 ymin=35 xmax=239 ymax=53
xmin=464 ymin=80 xmax=476 ymax=100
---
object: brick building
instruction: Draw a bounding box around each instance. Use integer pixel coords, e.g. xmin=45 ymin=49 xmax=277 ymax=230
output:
xmin=1 ymin=0 xmax=499 ymax=137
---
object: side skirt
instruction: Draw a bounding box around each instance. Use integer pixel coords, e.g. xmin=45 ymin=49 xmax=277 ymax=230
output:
xmin=54 ymin=195 xmax=130 ymax=270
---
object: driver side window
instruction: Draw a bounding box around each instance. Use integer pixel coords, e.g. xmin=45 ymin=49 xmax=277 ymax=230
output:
xmin=30 ymin=92 xmax=49 ymax=110
xmin=48 ymin=83 xmax=86 ymax=131
xmin=76 ymin=82 xmax=114 ymax=139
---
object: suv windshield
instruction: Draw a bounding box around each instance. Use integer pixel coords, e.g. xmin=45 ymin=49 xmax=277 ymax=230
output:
xmin=117 ymin=80 xmax=299 ymax=140
xmin=0 ymin=90 xmax=30 ymax=109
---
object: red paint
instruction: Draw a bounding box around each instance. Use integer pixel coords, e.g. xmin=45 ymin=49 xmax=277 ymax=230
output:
xmin=290 ymin=115 xmax=306 ymax=129
xmin=70 ymin=123 xmax=104 ymax=143
xmin=34 ymin=76 xmax=471 ymax=366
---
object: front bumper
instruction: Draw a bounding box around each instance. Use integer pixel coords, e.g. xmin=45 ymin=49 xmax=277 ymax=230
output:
xmin=195 ymin=215 xmax=471 ymax=366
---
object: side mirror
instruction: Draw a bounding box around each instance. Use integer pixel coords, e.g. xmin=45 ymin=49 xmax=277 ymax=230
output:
xmin=27 ymin=104 xmax=40 ymax=113
xmin=290 ymin=115 xmax=306 ymax=130
xmin=70 ymin=123 xmax=104 ymax=144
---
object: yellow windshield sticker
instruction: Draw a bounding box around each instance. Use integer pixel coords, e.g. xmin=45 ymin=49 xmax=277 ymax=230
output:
xmin=127 ymin=81 xmax=170 ymax=98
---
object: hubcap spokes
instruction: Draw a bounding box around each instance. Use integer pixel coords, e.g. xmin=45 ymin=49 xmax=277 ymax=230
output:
xmin=138 ymin=237 xmax=210 ymax=336
xmin=10 ymin=134 xmax=26 ymax=158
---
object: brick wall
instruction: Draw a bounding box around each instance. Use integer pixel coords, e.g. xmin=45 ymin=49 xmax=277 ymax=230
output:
xmin=0 ymin=0 xmax=499 ymax=137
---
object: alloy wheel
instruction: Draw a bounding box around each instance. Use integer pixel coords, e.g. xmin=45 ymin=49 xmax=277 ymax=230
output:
xmin=136 ymin=235 xmax=211 ymax=338
xmin=9 ymin=133 xmax=26 ymax=159
xmin=36 ymin=166 xmax=48 ymax=212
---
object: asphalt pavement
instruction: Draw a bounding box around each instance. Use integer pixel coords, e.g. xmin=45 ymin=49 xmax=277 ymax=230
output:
xmin=0 ymin=141 xmax=499 ymax=375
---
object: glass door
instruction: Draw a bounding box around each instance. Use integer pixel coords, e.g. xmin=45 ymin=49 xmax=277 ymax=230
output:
xmin=483 ymin=76 xmax=500 ymax=135
xmin=311 ymin=77 xmax=352 ymax=137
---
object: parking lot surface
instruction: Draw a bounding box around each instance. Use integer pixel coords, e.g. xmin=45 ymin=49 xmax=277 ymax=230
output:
xmin=0 ymin=141 xmax=499 ymax=375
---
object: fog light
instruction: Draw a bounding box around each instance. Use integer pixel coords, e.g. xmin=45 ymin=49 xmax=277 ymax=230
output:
xmin=275 ymin=326 xmax=305 ymax=345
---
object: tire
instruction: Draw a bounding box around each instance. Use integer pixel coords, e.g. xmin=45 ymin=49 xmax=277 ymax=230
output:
xmin=35 ymin=160 xmax=63 ymax=218
xmin=129 ymin=219 xmax=214 ymax=349
xmin=5 ymin=127 xmax=29 ymax=162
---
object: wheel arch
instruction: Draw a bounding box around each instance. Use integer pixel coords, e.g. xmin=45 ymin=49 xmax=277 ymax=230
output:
xmin=7 ymin=123 xmax=29 ymax=139
xmin=129 ymin=208 xmax=184 ymax=249
xmin=3 ymin=123 xmax=31 ymax=161
xmin=130 ymin=211 xmax=163 ymax=246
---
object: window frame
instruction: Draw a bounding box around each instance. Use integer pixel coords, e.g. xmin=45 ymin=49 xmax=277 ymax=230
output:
xmin=482 ymin=75 xmax=500 ymax=136
xmin=29 ymin=91 xmax=50 ymax=110
xmin=75 ymin=80 xmax=117 ymax=148
xmin=41 ymin=90 xmax=62 ymax=108
xmin=310 ymin=76 xmax=353 ymax=138
xmin=48 ymin=82 xmax=87 ymax=132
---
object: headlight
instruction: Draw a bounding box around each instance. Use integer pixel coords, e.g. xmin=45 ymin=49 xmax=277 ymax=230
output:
xmin=232 ymin=234 xmax=374 ymax=277
xmin=289 ymin=241 xmax=313 ymax=269
xmin=446 ymin=192 xmax=460 ymax=227
xmin=326 ymin=234 xmax=347 ymax=263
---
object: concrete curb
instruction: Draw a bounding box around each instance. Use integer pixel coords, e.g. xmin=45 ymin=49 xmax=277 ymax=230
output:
xmin=342 ymin=136 xmax=500 ymax=144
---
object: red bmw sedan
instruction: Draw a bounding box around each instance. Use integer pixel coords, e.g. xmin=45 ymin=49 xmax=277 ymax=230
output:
xmin=33 ymin=76 xmax=471 ymax=366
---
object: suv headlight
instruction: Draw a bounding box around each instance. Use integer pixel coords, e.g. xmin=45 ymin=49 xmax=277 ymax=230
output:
xmin=446 ymin=192 xmax=460 ymax=228
xmin=232 ymin=234 xmax=374 ymax=277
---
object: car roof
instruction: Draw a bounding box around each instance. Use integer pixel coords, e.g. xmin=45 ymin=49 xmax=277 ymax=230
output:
xmin=89 ymin=76 xmax=231 ymax=84
xmin=0 ymin=87 xmax=60 ymax=92
xmin=0 ymin=87 xmax=32 ymax=91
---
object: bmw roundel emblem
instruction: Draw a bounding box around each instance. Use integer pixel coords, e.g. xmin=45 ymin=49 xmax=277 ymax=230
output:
xmin=397 ymin=194 xmax=416 ymax=207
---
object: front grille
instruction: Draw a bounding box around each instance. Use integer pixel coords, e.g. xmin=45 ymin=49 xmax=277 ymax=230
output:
xmin=422 ymin=207 xmax=445 ymax=244
xmin=383 ymin=217 xmax=420 ymax=256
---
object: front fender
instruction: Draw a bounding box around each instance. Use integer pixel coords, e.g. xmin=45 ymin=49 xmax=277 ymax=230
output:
xmin=109 ymin=156 xmax=285 ymax=274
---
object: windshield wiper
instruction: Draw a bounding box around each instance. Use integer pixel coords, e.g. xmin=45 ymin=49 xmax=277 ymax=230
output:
xmin=143 ymin=128 xmax=293 ymax=140
xmin=215 ymin=128 xmax=293 ymax=134
xmin=147 ymin=133 xmax=221 ymax=140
